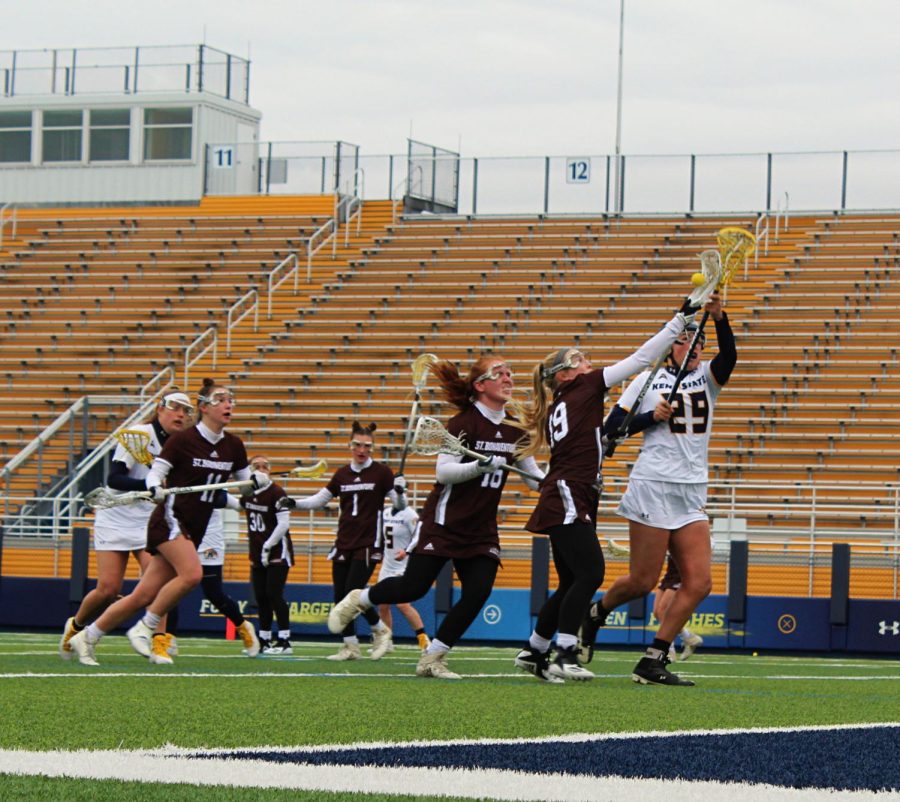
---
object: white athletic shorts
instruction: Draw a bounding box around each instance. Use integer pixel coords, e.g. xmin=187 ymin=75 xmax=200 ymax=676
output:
xmin=616 ymin=478 xmax=708 ymax=531
xmin=92 ymin=524 xmax=147 ymax=552
xmin=377 ymin=555 xmax=408 ymax=582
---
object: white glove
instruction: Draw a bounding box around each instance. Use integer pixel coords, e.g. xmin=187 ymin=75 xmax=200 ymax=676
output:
xmin=393 ymin=475 xmax=407 ymax=494
xmin=147 ymin=485 xmax=166 ymax=504
xmin=260 ymin=546 xmax=271 ymax=567
xmin=251 ymin=470 xmax=271 ymax=493
xmin=476 ymin=455 xmax=506 ymax=475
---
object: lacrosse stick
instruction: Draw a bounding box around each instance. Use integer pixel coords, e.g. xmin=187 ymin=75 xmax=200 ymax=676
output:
xmin=603 ymin=248 xmax=724 ymax=459
xmin=113 ymin=429 xmax=153 ymax=466
xmin=665 ymin=228 xmax=756 ymax=404
xmin=84 ymin=478 xmax=254 ymax=510
xmin=397 ymin=352 xmax=439 ymax=476
xmin=411 ymin=416 xmax=541 ymax=482
xmin=271 ymin=459 xmax=329 ymax=480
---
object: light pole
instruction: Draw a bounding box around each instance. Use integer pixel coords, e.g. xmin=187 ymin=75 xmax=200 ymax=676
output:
xmin=612 ymin=0 xmax=625 ymax=214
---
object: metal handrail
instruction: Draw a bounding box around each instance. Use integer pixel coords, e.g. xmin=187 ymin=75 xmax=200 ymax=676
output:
xmin=138 ymin=365 xmax=174 ymax=404
xmin=775 ymin=191 xmax=791 ymax=241
xmin=0 ymin=202 xmax=17 ymax=250
xmin=184 ymin=327 xmax=217 ymax=389
xmin=342 ymin=168 xmax=365 ymax=246
xmin=753 ymin=213 xmax=769 ymax=274
xmin=225 ymin=288 xmax=259 ymax=355
xmin=266 ymin=253 xmax=299 ymax=318
xmin=307 ymin=218 xmax=336 ymax=283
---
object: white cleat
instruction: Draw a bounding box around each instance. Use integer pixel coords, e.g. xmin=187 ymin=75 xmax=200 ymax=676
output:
xmin=548 ymin=646 xmax=594 ymax=682
xmin=369 ymin=627 xmax=393 ymax=660
xmin=327 ymin=589 xmax=367 ymax=634
xmin=327 ymin=643 xmax=362 ymax=661
xmin=668 ymin=647 xmax=678 ymax=663
xmin=681 ymin=633 xmax=703 ymax=661
xmin=126 ymin=619 xmax=154 ymax=657
xmin=416 ymin=651 xmax=461 ymax=680
xmin=68 ymin=631 xmax=99 ymax=666
xmin=59 ymin=617 xmax=78 ymax=661
xmin=237 ymin=621 xmax=260 ymax=657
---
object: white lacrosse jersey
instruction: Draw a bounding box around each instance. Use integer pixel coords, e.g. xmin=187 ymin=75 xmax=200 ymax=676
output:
xmin=93 ymin=422 xmax=163 ymax=544
xmin=617 ymin=362 xmax=722 ymax=484
xmin=197 ymin=509 xmax=226 ymax=566
xmin=380 ymin=507 xmax=420 ymax=578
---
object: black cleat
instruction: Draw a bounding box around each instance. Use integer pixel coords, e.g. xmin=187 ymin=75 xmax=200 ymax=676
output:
xmin=631 ymin=655 xmax=695 ymax=686
xmin=577 ymin=602 xmax=605 ymax=664
xmin=514 ymin=647 xmax=564 ymax=684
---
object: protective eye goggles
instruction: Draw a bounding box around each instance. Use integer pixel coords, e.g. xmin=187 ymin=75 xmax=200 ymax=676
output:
xmin=475 ymin=362 xmax=513 ymax=383
xmin=542 ymin=348 xmax=587 ymax=380
xmin=676 ymin=330 xmax=706 ymax=347
xmin=350 ymin=440 xmax=374 ymax=450
xmin=250 ymin=460 xmax=271 ymax=471
xmin=161 ymin=392 xmax=194 ymax=416
xmin=199 ymin=389 xmax=236 ymax=407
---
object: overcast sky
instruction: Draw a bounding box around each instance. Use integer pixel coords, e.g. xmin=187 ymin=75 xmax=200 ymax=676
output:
xmin=4 ymin=0 xmax=900 ymax=158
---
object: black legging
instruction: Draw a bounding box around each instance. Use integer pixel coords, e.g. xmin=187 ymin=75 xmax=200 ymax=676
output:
xmin=163 ymin=566 xmax=245 ymax=635
xmin=201 ymin=564 xmax=246 ymax=627
xmin=251 ymin=564 xmax=290 ymax=633
xmin=332 ymin=558 xmax=380 ymax=636
xmin=534 ymin=521 xmax=606 ymax=640
xmin=370 ymin=552 xmax=498 ymax=648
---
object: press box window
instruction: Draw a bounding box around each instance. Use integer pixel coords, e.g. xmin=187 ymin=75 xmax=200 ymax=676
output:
xmin=0 ymin=111 xmax=33 ymax=163
xmin=43 ymin=109 xmax=84 ymax=162
xmin=89 ymin=109 xmax=130 ymax=161
xmin=143 ymin=107 xmax=192 ymax=161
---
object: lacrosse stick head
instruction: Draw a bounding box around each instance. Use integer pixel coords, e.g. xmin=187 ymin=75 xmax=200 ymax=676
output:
xmin=687 ymin=249 xmax=723 ymax=306
xmin=716 ymin=227 xmax=757 ymax=286
xmin=410 ymin=416 xmax=463 ymax=457
xmin=411 ymin=353 xmax=439 ymax=391
xmin=113 ymin=429 xmax=153 ymax=466
xmin=288 ymin=459 xmax=328 ymax=479
xmin=83 ymin=487 xmax=148 ymax=510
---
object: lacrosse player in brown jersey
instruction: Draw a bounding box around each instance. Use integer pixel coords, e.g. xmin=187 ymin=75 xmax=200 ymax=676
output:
xmin=68 ymin=379 xmax=267 ymax=666
xmin=327 ymin=357 xmax=544 ymax=680
xmin=513 ymin=302 xmax=698 ymax=683
xmin=223 ymin=454 xmax=294 ymax=655
xmin=59 ymin=391 xmax=194 ymax=661
xmin=278 ymin=422 xmax=402 ymax=661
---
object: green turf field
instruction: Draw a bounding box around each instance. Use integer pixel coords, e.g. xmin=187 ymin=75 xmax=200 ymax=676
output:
xmin=1 ymin=632 xmax=898 ymax=800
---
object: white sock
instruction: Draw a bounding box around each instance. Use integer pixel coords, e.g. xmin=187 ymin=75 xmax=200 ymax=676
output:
xmin=142 ymin=612 xmax=161 ymax=630
xmin=557 ymin=632 xmax=578 ymax=650
xmin=259 ymin=631 xmax=271 ymax=641
xmin=85 ymin=624 xmax=105 ymax=643
xmin=681 ymin=626 xmax=694 ymax=640
xmin=359 ymin=588 xmax=372 ymax=608
xmin=278 ymin=630 xmax=291 ymax=640
xmin=343 ymin=636 xmax=360 ymax=646
xmin=425 ymin=638 xmax=450 ymax=655
xmin=529 ymin=632 xmax=552 ymax=653
xmin=372 ymin=621 xmax=388 ymax=633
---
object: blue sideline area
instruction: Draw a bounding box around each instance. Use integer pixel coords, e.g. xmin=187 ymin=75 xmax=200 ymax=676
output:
xmin=2 ymin=576 xmax=899 ymax=654
xmin=192 ymin=725 xmax=900 ymax=792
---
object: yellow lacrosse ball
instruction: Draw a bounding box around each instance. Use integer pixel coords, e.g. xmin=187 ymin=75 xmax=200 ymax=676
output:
xmin=691 ymin=272 xmax=705 ymax=287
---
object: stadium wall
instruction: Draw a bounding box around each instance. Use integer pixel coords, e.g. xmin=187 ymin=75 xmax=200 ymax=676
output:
xmin=3 ymin=577 xmax=898 ymax=655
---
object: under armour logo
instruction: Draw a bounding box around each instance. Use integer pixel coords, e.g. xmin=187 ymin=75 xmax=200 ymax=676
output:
xmin=878 ymin=620 xmax=900 ymax=636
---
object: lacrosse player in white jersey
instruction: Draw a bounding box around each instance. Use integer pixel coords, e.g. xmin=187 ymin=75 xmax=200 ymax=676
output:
xmin=377 ymin=505 xmax=431 ymax=652
xmin=583 ymin=292 xmax=736 ymax=686
xmin=59 ymin=391 xmax=194 ymax=661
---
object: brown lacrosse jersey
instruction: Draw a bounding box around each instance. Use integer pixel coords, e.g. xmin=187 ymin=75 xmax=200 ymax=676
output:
xmin=527 ymin=369 xmax=607 ymax=533
xmin=325 ymin=460 xmax=395 ymax=553
xmin=147 ymin=426 xmax=249 ymax=549
xmin=415 ymin=405 xmax=520 ymax=562
xmin=241 ymin=482 xmax=293 ymax=567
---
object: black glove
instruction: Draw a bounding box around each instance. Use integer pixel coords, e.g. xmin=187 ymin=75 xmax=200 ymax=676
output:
xmin=275 ymin=496 xmax=297 ymax=511
xmin=679 ymin=297 xmax=702 ymax=316
xmin=212 ymin=489 xmax=229 ymax=509
xmin=393 ymin=475 xmax=407 ymax=495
